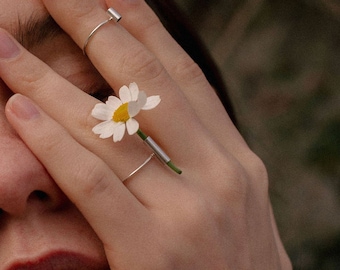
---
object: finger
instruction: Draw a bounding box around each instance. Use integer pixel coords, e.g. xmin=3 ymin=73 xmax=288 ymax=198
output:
xmin=0 ymin=29 xmax=153 ymax=180
xmin=104 ymin=0 xmax=263 ymax=182
xmin=0 ymin=29 xmax=188 ymax=203
xmin=5 ymin=94 xmax=150 ymax=248
xmin=41 ymin=0 xmax=220 ymax=165
xmin=106 ymin=0 xmax=249 ymax=153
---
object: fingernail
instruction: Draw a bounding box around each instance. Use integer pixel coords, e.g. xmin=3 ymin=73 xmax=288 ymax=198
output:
xmin=8 ymin=94 xmax=40 ymax=120
xmin=0 ymin=31 xmax=20 ymax=59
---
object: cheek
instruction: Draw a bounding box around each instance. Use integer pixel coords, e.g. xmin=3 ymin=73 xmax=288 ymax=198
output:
xmin=38 ymin=207 xmax=107 ymax=258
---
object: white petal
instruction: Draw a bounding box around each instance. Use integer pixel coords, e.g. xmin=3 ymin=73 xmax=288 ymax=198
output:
xmin=128 ymin=101 xmax=141 ymax=117
xmin=113 ymin=123 xmax=126 ymax=142
xmin=106 ymin=96 xmax=122 ymax=110
xmin=137 ymin=91 xmax=147 ymax=108
xmin=92 ymin=121 xmax=117 ymax=138
xmin=91 ymin=103 xmax=112 ymax=120
xmin=129 ymin=82 xmax=139 ymax=101
xmin=119 ymin=85 xmax=132 ymax=103
xmin=126 ymin=118 xmax=139 ymax=135
xmin=99 ymin=122 xmax=121 ymax=139
xmin=142 ymin=95 xmax=161 ymax=110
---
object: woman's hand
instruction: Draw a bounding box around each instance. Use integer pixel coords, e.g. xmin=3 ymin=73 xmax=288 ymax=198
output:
xmin=1 ymin=0 xmax=291 ymax=268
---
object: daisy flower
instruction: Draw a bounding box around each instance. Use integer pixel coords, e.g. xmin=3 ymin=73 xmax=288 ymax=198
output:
xmin=91 ymin=82 xmax=161 ymax=142
xmin=91 ymin=82 xmax=182 ymax=175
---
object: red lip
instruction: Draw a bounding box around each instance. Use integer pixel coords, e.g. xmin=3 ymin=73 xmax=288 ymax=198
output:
xmin=5 ymin=251 xmax=110 ymax=270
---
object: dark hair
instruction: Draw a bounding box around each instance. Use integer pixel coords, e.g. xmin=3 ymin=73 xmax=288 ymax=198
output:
xmin=147 ymin=0 xmax=237 ymax=125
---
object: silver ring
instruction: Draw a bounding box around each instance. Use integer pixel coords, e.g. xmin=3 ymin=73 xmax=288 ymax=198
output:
xmin=123 ymin=153 xmax=155 ymax=182
xmin=83 ymin=7 xmax=122 ymax=56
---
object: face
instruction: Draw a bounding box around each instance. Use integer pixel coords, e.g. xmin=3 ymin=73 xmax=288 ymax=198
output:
xmin=0 ymin=0 xmax=110 ymax=269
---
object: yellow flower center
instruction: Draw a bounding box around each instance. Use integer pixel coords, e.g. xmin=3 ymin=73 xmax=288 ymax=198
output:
xmin=113 ymin=103 xmax=130 ymax=122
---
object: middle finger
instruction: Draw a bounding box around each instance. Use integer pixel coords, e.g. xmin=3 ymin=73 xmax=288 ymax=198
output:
xmin=41 ymin=0 xmax=211 ymax=163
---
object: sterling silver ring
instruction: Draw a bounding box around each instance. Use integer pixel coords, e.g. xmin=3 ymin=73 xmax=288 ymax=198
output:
xmin=123 ymin=153 xmax=155 ymax=182
xmin=83 ymin=7 xmax=122 ymax=56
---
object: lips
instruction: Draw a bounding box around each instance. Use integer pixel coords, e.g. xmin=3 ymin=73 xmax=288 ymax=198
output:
xmin=5 ymin=251 xmax=110 ymax=270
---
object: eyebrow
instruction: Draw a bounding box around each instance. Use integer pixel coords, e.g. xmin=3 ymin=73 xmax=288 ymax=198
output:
xmin=14 ymin=14 xmax=63 ymax=49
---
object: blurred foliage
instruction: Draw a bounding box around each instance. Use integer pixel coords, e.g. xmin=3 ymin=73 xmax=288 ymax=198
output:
xmin=307 ymin=119 xmax=340 ymax=178
xmin=175 ymin=0 xmax=340 ymax=269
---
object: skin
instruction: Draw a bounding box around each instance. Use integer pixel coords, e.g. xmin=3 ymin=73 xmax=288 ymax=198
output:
xmin=0 ymin=0 xmax=292 ymax=269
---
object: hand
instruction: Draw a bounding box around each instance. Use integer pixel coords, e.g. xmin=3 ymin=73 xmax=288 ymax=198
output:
xmin=1 ymin=0 xmax=291 ymax=268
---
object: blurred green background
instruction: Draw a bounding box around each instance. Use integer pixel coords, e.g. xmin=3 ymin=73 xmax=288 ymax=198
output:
xmin=174 ymin=0 xmax=340 ymax=269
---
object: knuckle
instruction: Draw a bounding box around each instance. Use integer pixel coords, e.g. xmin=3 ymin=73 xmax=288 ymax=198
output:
xmin=174 ymin=57 xmax=206 ymax=84
xmin=21 ymin=71 xmax=48 ymax=92
xmin=73 ymin=4 xmax=109 ymax=32
xmin=243 ymin=152 xmax=269 ymax=193
xmin=220 ymin=164 xmax=250 ymax=202
xmin=176 ymin=192 xmax=228 ymax=241
xmin=73 ymin=4 xmax=98 ymax=21
xmin=181 ymin=192 xmax=213 ymax=224
xmin=252 ymin=155 xmax=268 ymax=180
xmin=206 ymin=151 xmax=250 ymax=201
xmin=75 ymin=162 xmax=111 ymax=197
xmin=54 ymin=1 xmax=105 ymax=25
xmin=119 ymin=47 xmax=166 ymax=82
xmin=10 ymin=58 xmax=51 ymax=93
xmin=207 ymin=147 xmax=270 ymax=202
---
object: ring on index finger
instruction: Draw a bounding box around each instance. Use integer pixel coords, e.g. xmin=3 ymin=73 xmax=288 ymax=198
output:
xmin=83 ymin=7 xmax=122 ymax=56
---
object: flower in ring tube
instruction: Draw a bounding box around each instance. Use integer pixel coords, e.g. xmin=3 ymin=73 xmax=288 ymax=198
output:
xmin=91 ymin=82 xmax=161 ymax=142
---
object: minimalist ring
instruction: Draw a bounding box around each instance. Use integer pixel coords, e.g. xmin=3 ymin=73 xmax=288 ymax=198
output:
xmin=123 ymin=153 xmax=155 ymax=182
xmin=83 ymin=7 xmax=122 ymax=56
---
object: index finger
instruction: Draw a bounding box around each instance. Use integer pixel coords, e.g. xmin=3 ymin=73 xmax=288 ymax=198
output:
xmin=5 ymin=94 xmax=149 ymax=249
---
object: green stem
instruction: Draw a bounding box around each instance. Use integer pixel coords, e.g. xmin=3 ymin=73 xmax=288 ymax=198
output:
xmin=137 ymin=129 xmax=148 ymax=140
xmin=137 ymin=129 xmax=182 ymax=174
xmin=167 ymin=161 xmax=182 ymax=174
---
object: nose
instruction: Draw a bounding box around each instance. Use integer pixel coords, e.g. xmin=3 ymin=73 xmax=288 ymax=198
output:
xmin=0 ymin=114 xmax=67 ymax=216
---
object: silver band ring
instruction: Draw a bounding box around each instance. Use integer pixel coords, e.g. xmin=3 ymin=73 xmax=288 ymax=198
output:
xmin=123 ymin=153 xmax=155 ymax=182
xmin=83 ymin=7 xmax=122 ymax=56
